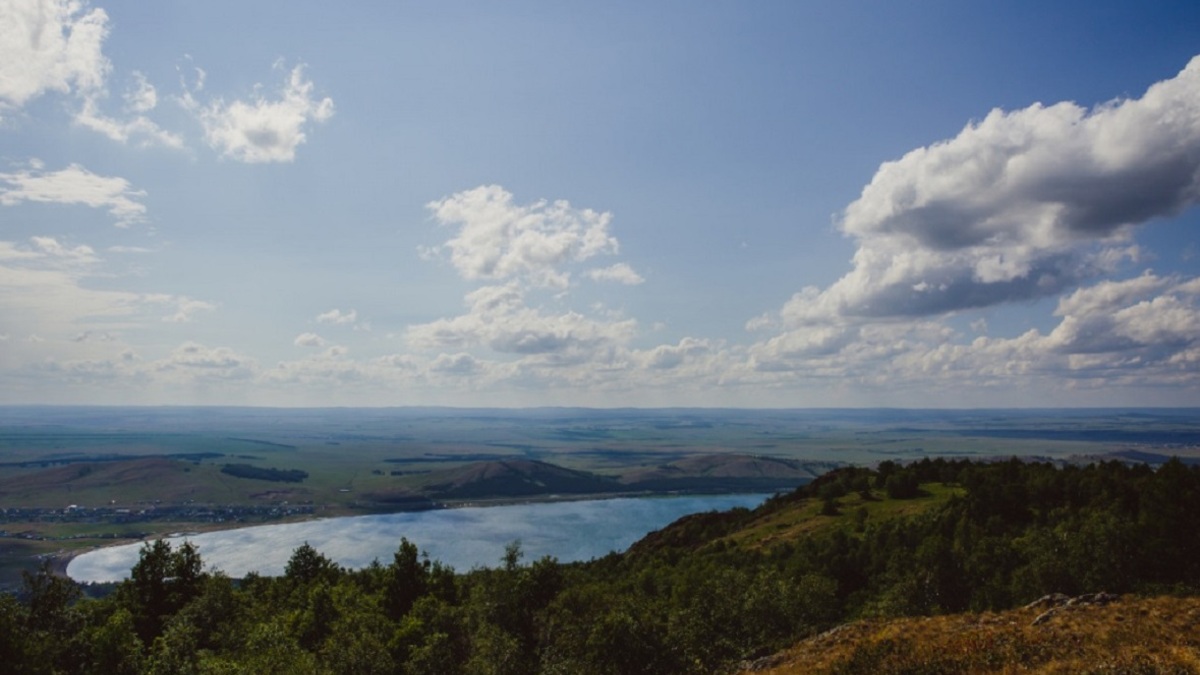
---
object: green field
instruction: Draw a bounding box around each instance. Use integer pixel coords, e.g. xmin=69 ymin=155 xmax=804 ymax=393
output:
xmin=0 ymin=406 xmax=1197 ymax=587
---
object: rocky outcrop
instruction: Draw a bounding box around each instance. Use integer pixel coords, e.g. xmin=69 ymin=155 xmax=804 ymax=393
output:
xmin=1029 ymin=591 xmax=1120 ymax=626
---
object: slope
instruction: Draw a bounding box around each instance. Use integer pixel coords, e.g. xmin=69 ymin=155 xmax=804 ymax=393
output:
xmin=743 ymin=594 xmax=1200 ymax=674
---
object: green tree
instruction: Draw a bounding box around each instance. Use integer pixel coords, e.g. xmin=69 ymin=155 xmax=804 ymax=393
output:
xmin=0 ymin=591 xmax=28 ymax=675
xmin=119 ymin=539 xmax=207 ymax=643
xmin=84 ymin=607 xmax=144 ymax=675
xmin=385 ymin=537 xmax=429 ymax=621
xmin=284 ymin=542 xmax=342 ymax=589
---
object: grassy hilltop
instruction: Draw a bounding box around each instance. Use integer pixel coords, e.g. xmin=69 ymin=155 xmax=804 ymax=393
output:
xmin=747 ymin=594 xmax=1200 ymax=674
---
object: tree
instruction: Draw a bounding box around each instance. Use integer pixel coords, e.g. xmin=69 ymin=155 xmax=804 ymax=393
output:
xmin=284 ymin=542 xmax=342 ymax=589
xmin=19 ymin=562 xmax=85 ymax=674
xmin=385 ymin=537 xmax=429 ymax=621
xmin=21 ymin=561 xmax=81 ymax=634
xmin=0 ymin=593 xmax=28 ymax=674
xmin=85 ymin=608 xmax=145 ymax=675
xmin=119 ymin=539 xmax=207 ymax=643
xmin=885 ymin=472 xmax=921 ymax=500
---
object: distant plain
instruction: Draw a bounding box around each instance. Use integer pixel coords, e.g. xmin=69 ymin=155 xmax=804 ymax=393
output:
xmin=1 ymin=406 xmax=1198 ymax=587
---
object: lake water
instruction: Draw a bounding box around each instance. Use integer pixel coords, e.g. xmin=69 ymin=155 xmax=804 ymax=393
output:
xmin=67 ymin=493 xmax=770 ymax=583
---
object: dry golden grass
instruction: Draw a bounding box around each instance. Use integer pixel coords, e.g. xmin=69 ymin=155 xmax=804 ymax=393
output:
xmin=744 ymin=595 xmax=1200 ymax=675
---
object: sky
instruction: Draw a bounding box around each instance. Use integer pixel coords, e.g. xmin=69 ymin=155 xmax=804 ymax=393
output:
xmin=3 ymin=0 xmax=1200 ymax=408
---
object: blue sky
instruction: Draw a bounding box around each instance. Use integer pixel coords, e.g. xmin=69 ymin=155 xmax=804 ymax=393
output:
xmin=3 ymin=0 xmax=1200 ymax=407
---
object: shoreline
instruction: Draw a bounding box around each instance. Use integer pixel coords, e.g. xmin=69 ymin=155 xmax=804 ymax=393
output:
xmin=60 ymin=488 xmax=789 ymax=583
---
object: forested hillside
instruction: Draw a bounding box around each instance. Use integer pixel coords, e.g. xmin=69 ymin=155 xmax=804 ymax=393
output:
xmin=5 ymin=457 xmax=1200 ymax=674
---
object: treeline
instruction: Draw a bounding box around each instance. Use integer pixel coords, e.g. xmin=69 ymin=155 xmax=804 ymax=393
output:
xmin=5 ymin=457 xmax=1200 ymax=674
xmin=220 ymin=463 xmax=308 ymax=483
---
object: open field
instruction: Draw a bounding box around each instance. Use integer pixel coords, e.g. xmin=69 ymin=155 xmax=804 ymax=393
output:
xmin=1 ymin=406 xmax=1198 ymax=587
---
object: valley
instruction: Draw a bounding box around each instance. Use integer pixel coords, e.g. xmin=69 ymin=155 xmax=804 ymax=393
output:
xmin=0 ymin=406 xmax=1198 ymax=587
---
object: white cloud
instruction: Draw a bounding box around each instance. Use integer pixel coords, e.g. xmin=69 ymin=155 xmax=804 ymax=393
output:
xmin=0 ymin=0 xmax=109 ymax=116
xmin=407 ymin=185 xmax=645 ymax=377
xmin=0 ymin=162 xmax=148 ymax=227
xmin=159 ymin=297 xmax=217 ymax=323
xmin=429 ymin=352 xmax=482 ymax=376
xmin=153 ymin=342 xmax=257 ymax=381
xmin=293 ymin=332 xmax=326 ymax=348
xmin=76 ymin=94 xmax=184 ymax=148
xmin=586 ymin=262 xmax=645 ymax=285
xmin=75 ymin=69 xmax=183 ymax=148
xmin=780 ymin=55 xmax=1200 ymax=324
xmin=124 ymin=70 xmax=156 ymax=113
xmin=316 ymin=308 xmax=357 ymax=325
xmin=425 ymin=185 xmax=619 ymax=289
xmin=29 ymin=235 xmax=98 ymax=263
xmin=742 ymin=270 xmax=1200 ymax=401
xmin=406 ymin=282 xmax=637 ymax=359
xmin=0 ymin=2 xmax=181 ymax=147
xmin=184 ymin=62 xmax=334 ymax=163
xmin=636 ymin=337 xmax=714 ymax=370
xmin=734 ymin=54 xmax=1200 ymax=401
xmin=0 ymin=238 xmax=219 ymax=374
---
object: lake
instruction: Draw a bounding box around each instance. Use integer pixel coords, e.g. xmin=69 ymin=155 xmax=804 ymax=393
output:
xmin=67 ymin=493 xmax=770 ymax=582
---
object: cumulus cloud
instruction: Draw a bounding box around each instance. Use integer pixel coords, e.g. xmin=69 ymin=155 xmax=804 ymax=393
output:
xmin=0 ymin=162 xmax=147 ymax=227
xmin=293 ymin=332 xmax=326 ymax=348
xmin=780 ymin=55 xmax=1200 ymax=324
xmin=429 ymin=352 xmax=482 ymax=376
xmin=0 ymin=1 xmax=181 ymax=147
xmin=637 ymin=337 xmax=714 ymax=370
xmin=406 ymin=282 xmax=637 ymax=360
xmin=585 ymin=262 xmax=645 ymax=285
xmin=316 ymin=308 xmax=357 ymax=325
xmin=0 ymin=0 xmax=109 ymax=116
xmin=1043 ymin=274 xmax=1200 ymax=364
xmin=184 ymin=62 xmax=334 ymax=163
xmin=154 ymin=342 xmax=257 ymax=381
xmin=425 ymin=185 xmax=619 ymax=289
xmin=736 ymin=54 xmax=1200 ymax=401
xmin=744 ymin=271 xmax=1200 ymax=401
xmin=406 ymin=186 xmax=645 ymax=377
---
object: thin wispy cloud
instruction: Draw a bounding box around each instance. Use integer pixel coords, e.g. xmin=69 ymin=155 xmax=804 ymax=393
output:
xmin=0 ymin=162 xmax=147 ymax=227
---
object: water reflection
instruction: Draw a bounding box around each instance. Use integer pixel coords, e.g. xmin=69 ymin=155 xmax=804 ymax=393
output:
xmin=68 ymin=493 xmax=769 ymax=582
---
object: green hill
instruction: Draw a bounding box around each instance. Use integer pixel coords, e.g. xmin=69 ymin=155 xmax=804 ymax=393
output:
xmin=0 ymin=457 xmax=230 ymax=506
xmin=364 ymin=453 xmax=822 ymax=504
xmin=9 ymin=457 xmax=1200 ymax=675
xmin=618 ymin=453 xmax=830 ymax=492
xmin=417 ymin=458 xmax=619 ymax=498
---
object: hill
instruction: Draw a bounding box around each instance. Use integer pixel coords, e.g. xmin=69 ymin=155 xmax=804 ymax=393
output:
xmin=0 ymin=457 xmax=218 ymax=506
xmin=742 ymin=593 xmax=1200 ymax=674
xmin=416 ymin=458 xmax=619 ymax=499
xmin=618 ymin=453 xmax=830 ymax=492
xmin=10 ymin=457 xmax=1200 ymax=674
xmin=364 ymin=453 xmax=821 ymax=504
